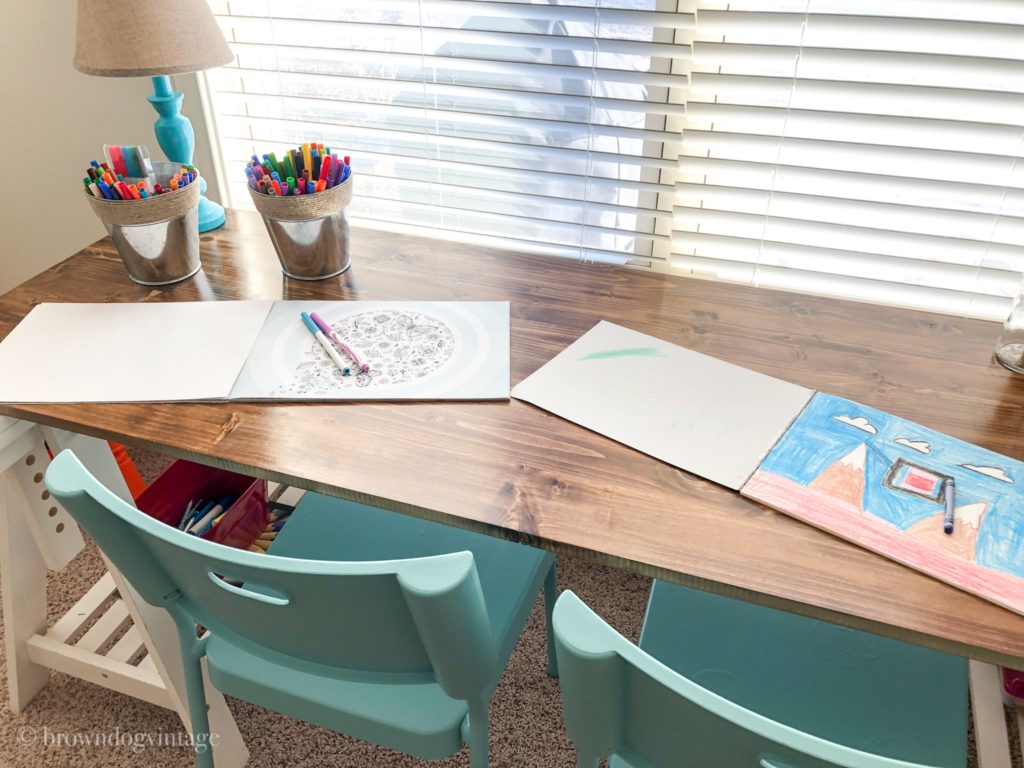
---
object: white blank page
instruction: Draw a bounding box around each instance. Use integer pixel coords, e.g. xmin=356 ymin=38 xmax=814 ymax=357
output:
xmin=0 ymin=301 xmax=274 ymax=403
xmin=512 ymin=321 xmax=814 ymax=490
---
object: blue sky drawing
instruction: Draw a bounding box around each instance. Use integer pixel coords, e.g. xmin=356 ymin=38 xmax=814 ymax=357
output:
xmin=759 ymin=393 xmax=1024 ymax=577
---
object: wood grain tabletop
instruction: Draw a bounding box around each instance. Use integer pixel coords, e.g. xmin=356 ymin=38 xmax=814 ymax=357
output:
xmin=4 ymin=210 xmax=1024 ymax=665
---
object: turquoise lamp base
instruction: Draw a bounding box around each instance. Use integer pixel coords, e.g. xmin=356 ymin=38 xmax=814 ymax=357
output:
xmin=148 ymin=75 xmax=225 ymax=233
xmin=197 ymin=182 xmax=226 ymax=232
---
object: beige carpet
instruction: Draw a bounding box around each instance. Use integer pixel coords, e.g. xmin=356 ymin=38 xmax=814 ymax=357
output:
xmin=0 ymin=449 xmax=1001 ymax=766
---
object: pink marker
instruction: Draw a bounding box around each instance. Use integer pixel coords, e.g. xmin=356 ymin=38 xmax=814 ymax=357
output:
xmin=309 ymin=312 xmax=370 ymax=373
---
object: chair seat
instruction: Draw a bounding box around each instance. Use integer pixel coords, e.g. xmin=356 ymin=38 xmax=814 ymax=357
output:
xmin=207 ymin=635 xmax=469 ymax=759
xmin=206 ymin=491 xmax=553 ymax=759
xmin=637 ymin=581 xmax=968 ymax=767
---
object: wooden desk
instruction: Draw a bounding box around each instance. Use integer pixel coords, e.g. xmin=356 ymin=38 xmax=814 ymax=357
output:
xmin=4 ymin=211 xmax=1024 ymax=671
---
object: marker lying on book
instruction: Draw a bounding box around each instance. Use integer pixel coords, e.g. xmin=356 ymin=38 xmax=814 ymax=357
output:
xmin=309 ymin=311 xmax=370 ymax=373
xmin=301 ymin=311 xmax=351 ymax=377
xmin=943 ymin=477 xmax=956 ymax=534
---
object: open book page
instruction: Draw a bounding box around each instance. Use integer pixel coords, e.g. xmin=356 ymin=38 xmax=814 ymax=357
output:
xmin=0 ymin=301 xmax=274 ymax=403
xmin=228 ymin=300 xmax=511 ymax=401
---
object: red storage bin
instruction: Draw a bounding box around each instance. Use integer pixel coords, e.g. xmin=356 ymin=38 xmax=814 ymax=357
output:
xmin=1002 ymin=666 xmax=1024 ymax=705
xmin=135 ymin=460 xmax=268 ymax=550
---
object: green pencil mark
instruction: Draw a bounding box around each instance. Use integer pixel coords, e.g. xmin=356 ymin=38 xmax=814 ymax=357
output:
xmin=579 ymin=347 xmax=663 ymax=361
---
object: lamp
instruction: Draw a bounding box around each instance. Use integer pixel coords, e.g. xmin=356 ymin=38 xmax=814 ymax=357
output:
xmin=73 ymin=0 xmax=234 ymax=232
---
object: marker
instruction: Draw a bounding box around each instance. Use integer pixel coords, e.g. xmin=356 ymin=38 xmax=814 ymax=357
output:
xmin=177 ymin=499 xmax=197 ymax=530
xmin=108 ymin=145 xmax=127 ymax=177
xmin=943 ymin=477 xmax=956 ymax=534
xmin=191 ymin=495 xmax=235 ymax=537
xmin=185 ymin=500 xmax=216 ymax=532
xmin=301 ymin=311 xmax=351 ymax=377
xmin=180 ymin=499 xmax=211 ymax=531
xmin=309 ymin=311 xmax=370 ymax=373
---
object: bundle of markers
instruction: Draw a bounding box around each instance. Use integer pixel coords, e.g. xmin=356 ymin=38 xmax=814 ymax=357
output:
xmin=83 ymin=143 xmax=196 ymax=201
xmin=248 ymin=505 xmax=293 ymax=554
xmin=246 ymin=142 xmax=351 ymax=196
xmin=176 ymin=494 xmax=238 ymax=538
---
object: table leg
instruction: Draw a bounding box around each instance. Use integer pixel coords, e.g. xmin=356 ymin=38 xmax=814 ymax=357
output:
xmin=0 ymin=470 xmax=50 ymax=713
xmin=970 ymin=660 xmax=1013 ymax=768
xmin=33 ymin=427 xmax=249 ymax=767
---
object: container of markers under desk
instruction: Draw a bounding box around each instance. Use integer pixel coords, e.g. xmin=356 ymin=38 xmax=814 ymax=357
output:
xmin=85 ymin=162 xmax=202 ymax=286
xmin=248 ymin=173 xmax=352 ymax=280
xmin=135 ymin=459 xmax=269 ymax=550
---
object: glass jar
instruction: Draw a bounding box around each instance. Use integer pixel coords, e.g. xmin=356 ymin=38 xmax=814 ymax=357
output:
xmin=996 ymin=276 xmax=1024 ymax=374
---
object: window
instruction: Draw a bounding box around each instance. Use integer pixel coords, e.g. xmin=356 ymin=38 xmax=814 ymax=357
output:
xmin=205 ymin=0 xmax=689 ymax=266
xmin=204 ymin=1 xmax=1024 ymax=319
xmin=673 ymin=1 xmax=1024 ymax=319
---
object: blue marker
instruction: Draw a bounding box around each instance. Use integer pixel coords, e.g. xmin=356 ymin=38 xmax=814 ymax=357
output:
xmin=943 ymin=477 xmax=956 ymax=534
xmin=191 ymin=495 xmax=236 ymax=537
xmin=185 ymin=500 xmax=216 ymax=533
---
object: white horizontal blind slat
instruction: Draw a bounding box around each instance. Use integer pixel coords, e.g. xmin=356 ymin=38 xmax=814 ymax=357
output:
xmin=673 ymin=4 xmax=1024 ymax=319
xmin=206 ymin=0 xmax=686 ymax=264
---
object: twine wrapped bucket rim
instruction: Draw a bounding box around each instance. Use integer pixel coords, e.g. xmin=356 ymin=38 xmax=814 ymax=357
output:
xmin=85 ymin=172 xmax=202 ymax=227
xmin=247 ymin=174 xmax=353 ymax=221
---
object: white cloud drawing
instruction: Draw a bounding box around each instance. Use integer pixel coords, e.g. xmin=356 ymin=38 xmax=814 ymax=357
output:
xmin=894 ymin=437 xmax=931 ymax=454
xmin=962 ymin=464 xmax=1014 ymax=484
xmin=833 ymin=415 xmax=877 ymax=434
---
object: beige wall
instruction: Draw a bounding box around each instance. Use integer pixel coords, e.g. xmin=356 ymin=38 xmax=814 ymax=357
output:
xmin=0 ymin=6 xmax=221 ymax=295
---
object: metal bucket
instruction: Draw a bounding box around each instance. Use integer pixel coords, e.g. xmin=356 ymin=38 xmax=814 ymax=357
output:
xmin=249 ymin=175 xmax=353 ymax=280
xmin=104 ymin=205 xmax=201 ymax=285
xmin=86 ymin=162 xmax=202 ymax=286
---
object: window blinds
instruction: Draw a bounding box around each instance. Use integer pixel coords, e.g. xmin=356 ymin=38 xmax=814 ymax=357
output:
xmin=205 ymin=0 xmax=690 ymax=266
xmin=673 ymin=0 xmax=1024 ymax=319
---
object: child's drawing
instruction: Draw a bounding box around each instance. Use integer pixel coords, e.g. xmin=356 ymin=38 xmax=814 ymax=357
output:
xmin=742 ymin=392 xmax=1024 ymax=615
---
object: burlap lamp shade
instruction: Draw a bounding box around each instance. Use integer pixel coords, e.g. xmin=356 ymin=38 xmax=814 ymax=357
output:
xmin=74 ymin=0 xmax=233 ymax=76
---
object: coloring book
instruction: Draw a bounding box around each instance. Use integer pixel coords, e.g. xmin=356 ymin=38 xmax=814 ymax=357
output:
xmin=0 ymin=300 xmax=510 ymax=402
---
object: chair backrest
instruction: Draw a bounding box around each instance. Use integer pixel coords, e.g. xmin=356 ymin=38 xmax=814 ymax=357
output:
xmin=45 ymin=450 xmax=497 ymax=699
xmin=553 ymin=591 xmax=945 ymax=768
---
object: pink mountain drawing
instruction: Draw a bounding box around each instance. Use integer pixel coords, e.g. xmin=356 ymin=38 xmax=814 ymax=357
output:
xmin=808 ymin=444 xmax=866 ymax=510
xmin=906 ymin=502 xmax=988 ymax=562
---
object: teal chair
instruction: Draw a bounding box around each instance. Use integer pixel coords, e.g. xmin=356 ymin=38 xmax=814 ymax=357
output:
xmin=45 ymin=450 xmax=557 ymax=768
xmin=554 ymin=582 xmax=967 ymax=768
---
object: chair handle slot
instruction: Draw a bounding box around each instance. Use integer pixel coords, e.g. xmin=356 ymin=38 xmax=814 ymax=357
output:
xmin=206 ymin=570 xmax=290 ymax=606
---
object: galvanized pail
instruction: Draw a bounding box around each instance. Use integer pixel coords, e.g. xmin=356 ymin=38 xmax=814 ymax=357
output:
xmin=248 ymin=174 xmax=352 ymax=280
xmin=85 ymin=162 xmax=202 ymax=286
